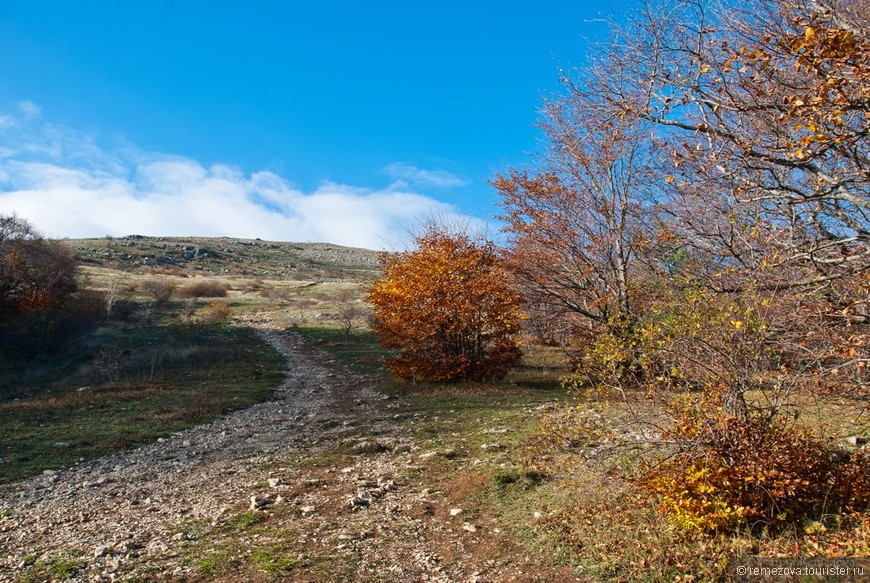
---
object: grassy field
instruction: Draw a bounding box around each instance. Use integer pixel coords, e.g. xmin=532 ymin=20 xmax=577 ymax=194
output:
xmin=0 ymin=316 xmax=286 ymax=484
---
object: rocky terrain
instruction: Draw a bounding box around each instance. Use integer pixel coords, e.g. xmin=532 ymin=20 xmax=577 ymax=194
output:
xmin=68 ymin=236 xmax=381 ymax=280
xmin=0 ymin=327 xmax=576 ymax=582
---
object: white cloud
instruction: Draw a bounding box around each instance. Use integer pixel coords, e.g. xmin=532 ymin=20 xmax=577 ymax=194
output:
xmin=0 ymin=105 xmax=482 ymax=250
xmin=384 ymin=162 xmax=468 ymax=188
xmin=18 ymin=101 xmax=41 ymax=119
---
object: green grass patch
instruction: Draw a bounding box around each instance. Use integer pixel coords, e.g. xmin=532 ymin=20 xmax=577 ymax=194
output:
xmin=0 ymin=324 xmax=285 ymax=484
xmin=19 ymin=549 xmax=84 ymax=583
xmin=250 ymin=545 xmax=305 ymax=578
xmin=195 ymin=546 xmax=243 ymax=575
xmin=221 ymin=510 xmax=267 ymax=532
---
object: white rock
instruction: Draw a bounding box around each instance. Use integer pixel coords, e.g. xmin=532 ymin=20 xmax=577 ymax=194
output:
xmin=449 ymin=508 xmax=463 ymax=517
xmin=347 ymin=492 xmax=373 ymax=508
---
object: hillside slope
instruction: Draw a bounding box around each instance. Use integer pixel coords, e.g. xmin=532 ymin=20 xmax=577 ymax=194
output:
xmin=67 ymin=236 xmax=382 ymax=281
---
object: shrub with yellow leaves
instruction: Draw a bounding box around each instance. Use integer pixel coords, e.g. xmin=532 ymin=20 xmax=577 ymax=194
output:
xmin=645 ymin=414 xmax=870 ymax=533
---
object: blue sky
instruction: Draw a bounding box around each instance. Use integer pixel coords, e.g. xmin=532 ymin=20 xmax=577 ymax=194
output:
xmin=0 ymin=1 xmax=626 ymax=249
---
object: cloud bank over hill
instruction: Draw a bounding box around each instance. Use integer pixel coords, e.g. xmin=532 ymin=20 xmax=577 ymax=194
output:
xmin=0 ymin=102 xmax=481 ymax=250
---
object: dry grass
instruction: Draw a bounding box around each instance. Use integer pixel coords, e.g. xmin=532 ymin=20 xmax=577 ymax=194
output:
xmin=178 ymin=280 xmax=230 ymax=298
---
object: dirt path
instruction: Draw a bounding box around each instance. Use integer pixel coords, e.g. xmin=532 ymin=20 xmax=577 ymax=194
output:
xmin=0 ymin=329 xmax=575 ymax=582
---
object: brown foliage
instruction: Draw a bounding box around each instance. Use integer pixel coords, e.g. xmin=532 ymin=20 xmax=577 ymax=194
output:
xmin=645 ymin=414 xmax=870 ymax=532
xmin=367 ymin=226 xmax=524 ymax=382
xmin=0 ymin=215 xmax=78 ymax=316
xmin=177 ymin=280 xmax=229 ymax=298
xmin=493 ymin=109 xmax=658 ymax=333
xmin=504 ymin=0 xmax=870 ymax=534
xmin=202 ymin=299 xmax=232 ymax=324
xmin=139 ymin=278 xmax=177 ymax=304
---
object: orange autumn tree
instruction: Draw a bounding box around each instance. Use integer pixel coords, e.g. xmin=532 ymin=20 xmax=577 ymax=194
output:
xmin=367 ymin=226 xmax=523 ymax=383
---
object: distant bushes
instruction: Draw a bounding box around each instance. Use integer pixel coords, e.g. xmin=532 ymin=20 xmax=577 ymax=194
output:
xmin=138 ymin=278 xmax=177 ymax=304
xmin=127 ymin=278 xmax=229 ymax=301
xmin=178 ymin=280 xmax=229 ymax=299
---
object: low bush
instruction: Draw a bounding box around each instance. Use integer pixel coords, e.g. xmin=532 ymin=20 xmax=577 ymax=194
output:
xmin=202 ymin=299 xmax=232 ymax=324
xmin=139 ymin=278 xmax=177 ymax=304
xmin=178 ymin=280 xmax=229 ymax=298
xmin=644 ymin=415 xmax=870 ymax=533
xmin=555 ymin=284 xmax=870 ymax=536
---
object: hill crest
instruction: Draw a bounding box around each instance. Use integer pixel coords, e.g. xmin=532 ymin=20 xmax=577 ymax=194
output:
xmin=66 ymin=235 xmax=382 ymax=280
